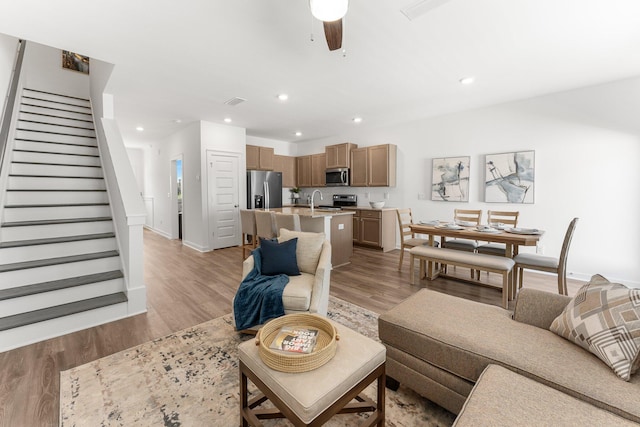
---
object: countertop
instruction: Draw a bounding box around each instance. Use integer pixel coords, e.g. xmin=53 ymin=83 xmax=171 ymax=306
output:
xmin=284 ymin=204 xmax=397 ymax=212
xmin=267 ymin=207 xmax=356 ymax=218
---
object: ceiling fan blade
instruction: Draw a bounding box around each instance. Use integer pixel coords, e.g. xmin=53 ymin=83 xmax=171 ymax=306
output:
xmin=323 ymin=19 xmax=343 ymax=51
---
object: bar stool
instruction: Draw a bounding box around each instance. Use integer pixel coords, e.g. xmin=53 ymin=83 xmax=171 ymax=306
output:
xmin=255 ymin=210 xmax=277 ymax=244
xmin=274 ymin=213 xmax=301 ymax=236
xmin=240 ymin=209 xmax=257 ymax=259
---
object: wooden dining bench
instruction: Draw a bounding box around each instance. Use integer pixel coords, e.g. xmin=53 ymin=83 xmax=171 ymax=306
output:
xmin=409 ymin=246 xmax=515 ymax=308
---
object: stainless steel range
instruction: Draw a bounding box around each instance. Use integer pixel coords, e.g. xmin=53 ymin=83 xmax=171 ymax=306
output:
xmin=333 ymin=194 xmax=357 ymax=207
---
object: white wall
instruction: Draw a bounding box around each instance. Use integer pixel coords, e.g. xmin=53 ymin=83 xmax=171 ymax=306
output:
xmin=0 ymin=34 xmax=19 ymax=105
xmin=291 ymin=78 xmax=640 ymax=286
xmin=22 ymin=41 xmax=89 ymax=98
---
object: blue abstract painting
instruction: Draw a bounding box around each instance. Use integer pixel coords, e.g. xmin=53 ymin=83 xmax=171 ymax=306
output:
xmin=485 ymin=151 xmax=535 ymax=203
xmin=431 ymin=156 xmax=470 ymax=202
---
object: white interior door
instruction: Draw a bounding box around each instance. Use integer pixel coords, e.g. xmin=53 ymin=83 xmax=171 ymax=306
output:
xmin=207 ymin=151 xmax=240 ymax=249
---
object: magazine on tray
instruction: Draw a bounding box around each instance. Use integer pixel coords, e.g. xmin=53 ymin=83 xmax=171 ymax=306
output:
xmin=269 ymin=326 xmax=319 ymax=354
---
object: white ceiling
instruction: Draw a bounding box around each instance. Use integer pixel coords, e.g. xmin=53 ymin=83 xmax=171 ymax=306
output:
xmin=2 ymin=0 xmax=640 ymax=144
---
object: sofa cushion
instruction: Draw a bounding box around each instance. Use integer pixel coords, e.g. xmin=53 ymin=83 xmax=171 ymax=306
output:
xmin=454 ymin=365 xmax=639 ymax=427
xmin=278 ymin=229 xmax=325 ymax=275
xmin=550 ymin=274 xmax=640 ymax=381
xmin=378 ymin=289 xmax=640 ymax=422
xmin=260 ymin=237 xmax=301 ymax=276
xmin=282 ymin=272 xmax=314 ymax=311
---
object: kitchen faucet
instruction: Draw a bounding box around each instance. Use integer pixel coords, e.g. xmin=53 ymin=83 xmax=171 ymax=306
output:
xmin=310 ymin=189 xmax=323 ymax=213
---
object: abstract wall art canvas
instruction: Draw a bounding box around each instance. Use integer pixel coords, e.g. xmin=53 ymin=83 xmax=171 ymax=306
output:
xmin=485 ymin=151 xmax=535 ymax=203
xmin=62 ymin=50 xmax=90 ymax=74
xmin=431 ymin=156 xmax=470 ymax=202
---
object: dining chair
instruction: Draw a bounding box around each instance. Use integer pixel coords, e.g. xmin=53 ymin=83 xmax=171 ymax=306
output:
xmin=254 ymin=210 xmax=277 ymax=243
xmin=442 ymin=209 xmax=482 ymax=278
xmin=240 ymin=209 xmax=258 ymax=259
xmin=396 ymin=208 xmax=435 ymax=271
xmin=476 ymin=210 xmax=520 ymax=256
xmin=274 ymin=212 xmax=301 ymax=236
xmin=514 ymin=217 xmax=579 ymax=296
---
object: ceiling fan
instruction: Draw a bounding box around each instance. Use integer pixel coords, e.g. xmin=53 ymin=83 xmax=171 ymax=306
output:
xmin=309 ymin=0 xmax=349 ymax=51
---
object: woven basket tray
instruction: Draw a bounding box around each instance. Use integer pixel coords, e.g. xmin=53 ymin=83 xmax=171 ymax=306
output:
xmin=256 ymin=313 xmax=339 ymax=373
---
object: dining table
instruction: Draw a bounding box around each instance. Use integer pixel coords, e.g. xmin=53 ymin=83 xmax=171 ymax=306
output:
xmin=409 ymin=222 xmax=544 ymax=282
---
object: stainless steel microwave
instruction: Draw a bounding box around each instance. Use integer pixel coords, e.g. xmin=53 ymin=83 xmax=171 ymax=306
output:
xmin=325 ymin=168 xmax=350 ymax=186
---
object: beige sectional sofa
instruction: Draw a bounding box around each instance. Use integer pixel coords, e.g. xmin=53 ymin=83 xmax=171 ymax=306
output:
xmin=378 ymin=288 xmax=640 ymax=423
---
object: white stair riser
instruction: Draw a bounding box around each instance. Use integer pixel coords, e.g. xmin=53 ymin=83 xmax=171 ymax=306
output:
xmin=0 ymin=238 xmax=117 ymax=264
xmin=22 ymin=90 xmax=91 ymax=108
xmin=8 ymin=176 xmax=106 ymax=190
xmin=0 ymin=301 xmax=130 ymax=353
xmin=21 ymin=96 xmax=91 ymax=114
xmin=20 ymin=104 xmax=92 ymax=121
xmin=0 ymin=256 xmax=121 ymax=289
xmin=11 ymin=163 xmax=103 ymax=178
xmin=14 ymin=130 xmax=96 ymax=146
xmin=0 ymin=220 xmax=114 ymax=241
xmin=19 ymin=112 xmax=94 ymax=130
xmin=17 ymin=120 xmax=96 ymax=137
xmin=13 ymin=151 xmax=101 ymax=167
xmin=6 ymin=190 xmax=109 ymax=205
xmin=3 ymin=205 xmax=111 ymax=222
xmin=0 ymin=278 xmax=124 ymax=317
xmin=13 ymin=140 xmax=98 ymax=156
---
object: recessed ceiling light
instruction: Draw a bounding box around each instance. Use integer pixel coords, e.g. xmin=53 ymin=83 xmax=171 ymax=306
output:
xmin=278 ymin=94 xmax=289 ymax=101
xmin=295 ymin=131 xmax=302 ymax=137
xmin=173 ymin=119 xmax=182 ymax=123
xmin=135 ymin=126 xmax=144 ymax=131
xmin=352 ymin=117 xmax=363 ymax=123
xmin=224 ymin=117 xmax=232 ymax=123
xmin=459 ymin=76 xmax=475 ymax=85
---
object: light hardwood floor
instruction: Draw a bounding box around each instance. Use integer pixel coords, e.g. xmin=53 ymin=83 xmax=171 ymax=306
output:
xmin=0 ymin=229 xmax=585 ymax=426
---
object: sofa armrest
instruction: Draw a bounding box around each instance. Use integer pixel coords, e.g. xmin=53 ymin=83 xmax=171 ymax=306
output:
xmin=242 ymin=256 xmax=254 ymax=281
xmin=309 ymin=240 xmax=332 ymax=316
xmin=512 ymin=288 xmax=571 ymax=329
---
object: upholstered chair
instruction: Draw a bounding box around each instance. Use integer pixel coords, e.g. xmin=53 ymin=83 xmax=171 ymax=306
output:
xmin=240 ymin=209 xmax=257 ymax=259
xmin=233 ymin=229 xmax=332 ymax=331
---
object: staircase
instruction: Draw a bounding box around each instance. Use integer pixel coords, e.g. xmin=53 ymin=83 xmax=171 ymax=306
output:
xmin=0 ymin=88 xmax=128 ymax=343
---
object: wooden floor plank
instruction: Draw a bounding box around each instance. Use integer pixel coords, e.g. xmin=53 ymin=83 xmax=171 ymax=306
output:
xmin=0 ymin=229 xmax=585 ymax=426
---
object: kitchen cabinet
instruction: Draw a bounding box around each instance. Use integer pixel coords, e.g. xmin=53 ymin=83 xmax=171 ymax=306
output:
xmin=296 ymin=155 xmax=312 ymax=187
xmin=325 ymin=142 xmax=358 ymax=169
xmin=311 ymin=153 xmax=326 ymax=187
xmin=273 ymin=154 xmax=296 ymax=188
xmin=348 ymin=208 xmax=396 ymax=252
xmin=246 ymin=145 xmax=274 ymax=170
xmin=350 ymin=144 xmax=397 ymax=187
xmin=350 ymin=147 xmax=368 ymax=187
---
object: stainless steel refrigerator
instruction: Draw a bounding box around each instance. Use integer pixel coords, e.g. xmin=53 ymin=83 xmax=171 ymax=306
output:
xmin=247 ymin=171 xmax=282 ymax=209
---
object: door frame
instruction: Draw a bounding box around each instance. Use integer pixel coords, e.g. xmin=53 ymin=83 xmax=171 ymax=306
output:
xmin=170 ymin=154 xmax=184 ymax=241
xmin=205 ymin=149 xmax=243 ymax=251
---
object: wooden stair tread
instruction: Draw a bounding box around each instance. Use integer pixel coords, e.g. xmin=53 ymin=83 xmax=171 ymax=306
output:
xmin=0 ymin=250 xmax=119 ymax=273
xmin=0 ymin=232 xmax=115 ymax=248
xmin=0 ymin=270 xmax=124 ymax=301
xmin=0 ymin=292 xmax=128 ymax=332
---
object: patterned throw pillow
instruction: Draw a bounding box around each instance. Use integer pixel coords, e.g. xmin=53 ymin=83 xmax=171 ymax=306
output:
xmin=550 ymin=274 xmax=640 ymax=381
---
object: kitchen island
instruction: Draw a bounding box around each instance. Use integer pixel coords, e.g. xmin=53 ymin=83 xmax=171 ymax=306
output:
xmin=267 ymin=207 xmax=355 ymax=267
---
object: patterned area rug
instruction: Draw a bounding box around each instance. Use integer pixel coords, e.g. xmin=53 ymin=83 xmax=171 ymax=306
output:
xmin=60 ymin=296 xmax=455 ymax=426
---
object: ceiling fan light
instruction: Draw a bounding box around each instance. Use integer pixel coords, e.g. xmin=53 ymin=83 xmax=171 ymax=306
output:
xmin=310 ymin=0 xmax=349 ymax=22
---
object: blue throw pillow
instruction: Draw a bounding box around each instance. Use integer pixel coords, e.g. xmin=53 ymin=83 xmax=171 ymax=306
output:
xmin=260 ymin=237 xmax=301 ymax=276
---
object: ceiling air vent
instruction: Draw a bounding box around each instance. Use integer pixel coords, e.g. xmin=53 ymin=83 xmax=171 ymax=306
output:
xmin=401 ymin=0 xmax=451 ymax=21
xmin=224 ymin=97 xmax=247 ymax=106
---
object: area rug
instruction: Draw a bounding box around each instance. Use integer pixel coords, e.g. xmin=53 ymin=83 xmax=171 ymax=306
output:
xmin=60 ymin=296 xmax=455 ymax=426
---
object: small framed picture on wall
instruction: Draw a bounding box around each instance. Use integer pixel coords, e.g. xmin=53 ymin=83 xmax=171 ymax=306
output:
xmin=62 ymin=50 xmax=90 ymax=74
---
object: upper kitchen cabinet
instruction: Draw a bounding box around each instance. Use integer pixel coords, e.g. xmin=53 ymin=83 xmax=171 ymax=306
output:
xmin=311 ymin=153 xmax=326 ymax=187
xmin=296 ymin=155 xmax=312 ymax=187
xmin=273 ymin=155 xmax=297 ymax=188
xmin=246 ymin=145 xmax=274 ymax=170
xmin=350 ymin=144 xmax=397 ymax=187
xmin=325 ymin=142 xmax=358 ymax=169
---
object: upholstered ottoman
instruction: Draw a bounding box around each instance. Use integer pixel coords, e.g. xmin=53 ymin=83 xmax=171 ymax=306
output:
xmin=454 ymin=365 xmax=638 ymax=426
xmin=238 ymin=319 xmax=386 ymax=426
